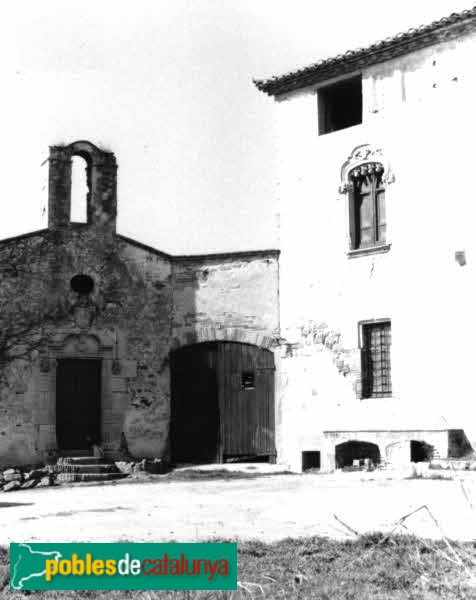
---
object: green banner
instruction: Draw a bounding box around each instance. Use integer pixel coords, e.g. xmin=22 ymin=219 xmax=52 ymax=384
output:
xmin=10 ymin=543 xmax=237 ymax=590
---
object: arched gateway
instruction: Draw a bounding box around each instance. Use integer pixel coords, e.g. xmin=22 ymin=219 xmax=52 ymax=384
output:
xmin=170 ymin=341 xmax=275 ymax=464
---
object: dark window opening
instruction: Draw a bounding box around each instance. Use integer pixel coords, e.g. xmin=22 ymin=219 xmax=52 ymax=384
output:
xmin=361 ymin=321 xmax=392 ymax=398
xmin=70 ymin=155 xmax=91 ymax=223
xmin=349 ymin=163 xmax=386 ymax=250
xmin=302 ymin=451 xmax=320 ymax=471
xmin=318 ymin=76 xmax=362 ymax=135
xmin=241 ymin=371 xmax=255 ymax=390
xmin=410 ymin=441 xmax=434 ymax=462
xmin=335 ymin=441 xmax=380 ymax=469
xmin=448 ymin=429 xmax=474 ymax=458
xmin=70 ymin=274 xmax=94 ymax=294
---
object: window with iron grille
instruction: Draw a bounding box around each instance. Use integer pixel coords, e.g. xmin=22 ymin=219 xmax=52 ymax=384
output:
xmin=361 ymin=321 xmax=392 ymax=398
xmin=349 ymin=163 xmax=386 ymax=250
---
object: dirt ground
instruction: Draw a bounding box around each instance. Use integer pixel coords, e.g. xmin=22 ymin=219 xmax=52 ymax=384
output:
xmin=1 ymin=471 xmax=475 ymax=545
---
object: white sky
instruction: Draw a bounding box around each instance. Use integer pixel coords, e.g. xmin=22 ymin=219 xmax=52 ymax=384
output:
xmin=0 ymin=0 xmax=473 ymax=253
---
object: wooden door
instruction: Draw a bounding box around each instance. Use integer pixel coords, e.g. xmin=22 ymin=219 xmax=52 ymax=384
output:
xmin=56 ymin=359 xmax=101 ymax=450
xmin=170 ymin=343 xmax=220 ymax=463
xmin=170 ymin=342 xmax=275 ymax=463
xmin=220 ymin=343 xmax=275 ymax=459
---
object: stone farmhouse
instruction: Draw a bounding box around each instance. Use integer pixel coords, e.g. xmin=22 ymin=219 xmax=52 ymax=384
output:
xmin=255 ymin=6 xmax=476 ymax=471
xmin=1 ymin=7 xmax=475 ymax=473
xmin=0 ymin=141 xmax=279 ymax=467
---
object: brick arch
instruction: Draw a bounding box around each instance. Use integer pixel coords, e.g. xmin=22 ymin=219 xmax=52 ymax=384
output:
xmin=171 ymin=327 xmax=276 ymax=351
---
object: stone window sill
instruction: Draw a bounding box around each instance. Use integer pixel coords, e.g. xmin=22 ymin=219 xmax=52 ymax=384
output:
xmin=348 ymin=244 xmax=391 ymax=259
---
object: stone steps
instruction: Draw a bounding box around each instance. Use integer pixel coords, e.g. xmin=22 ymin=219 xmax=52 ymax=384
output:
xmin=56 ymin=472 xmax=128 ymax=483
xmin=53 ymin=456 xmax=129 ymax=483
xmin=53 ymin=464 xmax=120 ymax=474
xmin=57 ymin=456 xmax=105 ymax=465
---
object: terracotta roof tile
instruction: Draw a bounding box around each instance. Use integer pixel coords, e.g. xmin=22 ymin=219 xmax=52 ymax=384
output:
xmin=254 ymin=6 xmax=476 ymax=96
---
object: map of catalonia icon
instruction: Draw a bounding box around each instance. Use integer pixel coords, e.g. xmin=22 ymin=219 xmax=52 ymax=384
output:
xmin=11 ymin=543 xmax=62 ymax=590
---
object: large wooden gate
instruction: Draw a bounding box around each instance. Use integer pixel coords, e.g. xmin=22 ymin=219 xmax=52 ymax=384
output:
xmin=170 ymin=342 xmax=275 ymax=464
xmin=56 ymin=359 xmax=101 ymax=450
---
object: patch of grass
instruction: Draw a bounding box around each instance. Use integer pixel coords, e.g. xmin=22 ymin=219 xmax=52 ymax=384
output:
xmin=1 ymin=534 xmax=475 ymax=599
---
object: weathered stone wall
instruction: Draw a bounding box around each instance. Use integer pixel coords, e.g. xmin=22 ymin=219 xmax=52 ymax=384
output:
xmin=272 ymin=28 xmax=476 ymax=470
xmin=0 ymin=227 xmax=280 ymax=467
xmin=171 ymin=252 xmax=280 ymax=348
xmin=0 ymin=227 xmax=173 ymax=465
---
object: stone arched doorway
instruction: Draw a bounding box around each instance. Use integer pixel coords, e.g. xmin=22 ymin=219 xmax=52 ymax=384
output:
xmin=335 ymin=440 xmax=381 ymax=469
xmin=170 ymin=341 xmax=275 ymax=464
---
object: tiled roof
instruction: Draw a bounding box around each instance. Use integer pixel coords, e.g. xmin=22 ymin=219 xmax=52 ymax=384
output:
xmin=254 ymin=6 xmax=476 ymax=96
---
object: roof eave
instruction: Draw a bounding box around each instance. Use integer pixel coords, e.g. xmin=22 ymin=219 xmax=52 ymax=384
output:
xmin=254 ymin=10 xmax=476 ymax=97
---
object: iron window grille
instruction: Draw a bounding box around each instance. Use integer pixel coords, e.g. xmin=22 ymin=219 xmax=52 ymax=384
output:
xmin=361 ymin=320 xmax=392 ymax=398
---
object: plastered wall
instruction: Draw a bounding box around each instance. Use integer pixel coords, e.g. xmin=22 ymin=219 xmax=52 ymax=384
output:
xmin=273 ymin=30 xmax=476 ymax=470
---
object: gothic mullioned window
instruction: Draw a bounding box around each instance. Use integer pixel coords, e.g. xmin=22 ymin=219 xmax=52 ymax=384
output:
xmin=348 ymin=162 xmax=386 ymax=250
xmin=339 ymin=144 xmax=394 ymax=255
